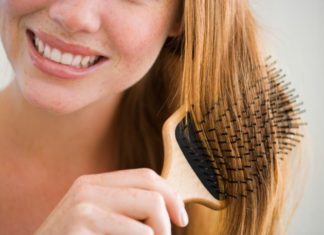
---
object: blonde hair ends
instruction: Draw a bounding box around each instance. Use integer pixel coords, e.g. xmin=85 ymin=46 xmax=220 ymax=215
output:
xmin=115 ymin=0 xmax=308 ymax=234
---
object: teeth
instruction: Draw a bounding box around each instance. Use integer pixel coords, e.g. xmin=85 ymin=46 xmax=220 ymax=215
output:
xmin=33 ymin=35 xmax=100 ymax=68
xmin=72 ymin=55 xmax=82 ymax=68
xmin=81 ymin=56 xmax=90 ymax=68
xmin=35 ymin=37 xmax=39 ymax=47
xmin=44 ymin=45 xmax=51 ymax=59
xmin=51 ymin=48 xmax=62 ymax=63
xmin=90 ymin=56 xmax=96 ymax=64
xmin=61 ymin=52 xmax=73 ymax=65
xmin=38 ymin=39 xmax=45 ymax=54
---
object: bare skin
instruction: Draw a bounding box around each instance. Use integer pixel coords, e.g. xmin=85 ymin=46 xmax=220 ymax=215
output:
xmin=0 ymin=51 xmax=188 ymax=233
xmin=0 ymin=0 xmax=186 ymax=234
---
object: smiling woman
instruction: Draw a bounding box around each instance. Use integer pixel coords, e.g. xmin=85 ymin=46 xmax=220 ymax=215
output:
xmin=0 ymin=0 xmax=307 ymax=235
xmin=0 ymin=0 xmax=182 ymax=114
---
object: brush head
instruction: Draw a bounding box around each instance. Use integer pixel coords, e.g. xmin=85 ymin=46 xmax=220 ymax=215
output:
xmin=175 ymin=56 xmax=306 ymax=201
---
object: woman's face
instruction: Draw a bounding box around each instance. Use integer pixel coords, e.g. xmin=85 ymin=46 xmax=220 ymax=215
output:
xmin=0 ymin=0 xmax=181 ymax=114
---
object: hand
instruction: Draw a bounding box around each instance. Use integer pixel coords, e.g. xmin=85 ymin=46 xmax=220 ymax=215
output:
xmin=34 ymin=168 xmax=189 ymax=235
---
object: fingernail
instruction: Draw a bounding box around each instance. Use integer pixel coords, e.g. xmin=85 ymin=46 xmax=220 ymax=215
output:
xmin=176 ymin=193 xmax=188 ymax=226
xmin=180 ymin=206 xmax=189 ymax=226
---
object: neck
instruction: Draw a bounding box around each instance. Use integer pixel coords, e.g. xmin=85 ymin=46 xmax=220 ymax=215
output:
xmin=0 ymin=80 xmax=122 ymax=174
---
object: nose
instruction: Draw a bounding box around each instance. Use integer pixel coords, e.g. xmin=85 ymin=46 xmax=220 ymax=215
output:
xmin=49 ymin=0 xmax=101 ymax=33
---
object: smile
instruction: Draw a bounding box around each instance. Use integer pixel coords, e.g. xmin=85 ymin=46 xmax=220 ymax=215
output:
xmin=26 ymin=29 xmax=109 ymax=80
xmin=33 ymin=36 xmax=100 ymax=69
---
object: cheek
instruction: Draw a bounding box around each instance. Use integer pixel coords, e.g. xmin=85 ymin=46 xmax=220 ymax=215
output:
xmin=102 ymin=14 xmax=169 ymax=89
xmin=117 ymin=25 xmax=163 ymax=71
xmin=0 ymin=0 xmax=47 ymax=52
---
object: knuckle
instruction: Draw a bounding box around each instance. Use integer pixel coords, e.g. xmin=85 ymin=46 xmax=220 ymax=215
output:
xmin=73 ymin=175 xmax=90 ymax=188
xmin=142 ymin=225 xmax=154 ymax=235
xmin=73 ymin=183 xmax=93 ymax=204
xmin=147 ymin=191 xmax=165 ymax=206
xmin=140 ymin=168 xmax=159 ymax=182
xmin=73 ymin=202 xmax=96 ymax=222
xmin=145 ymin=192 xmax=171 ymax=234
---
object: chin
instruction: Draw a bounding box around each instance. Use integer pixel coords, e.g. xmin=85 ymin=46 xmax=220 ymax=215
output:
xmin=17 ymin=78 xmax=89 ymax=116
xmin=24 ymin=91 xmax=82 ymax=116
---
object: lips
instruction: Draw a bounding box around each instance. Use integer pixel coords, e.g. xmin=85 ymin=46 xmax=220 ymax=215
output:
xmin=26 ymin=29 xmax=109 ymax=80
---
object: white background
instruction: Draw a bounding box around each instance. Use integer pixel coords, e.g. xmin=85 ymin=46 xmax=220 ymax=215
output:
xmin=0 ymin=0 xmax=323 ymax=234
xmin=251 ymin=1 xmax=323 ymax=234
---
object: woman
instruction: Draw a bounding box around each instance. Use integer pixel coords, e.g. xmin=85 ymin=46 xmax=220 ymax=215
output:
xmin=0 ymin=0 xmax=306 ymax=234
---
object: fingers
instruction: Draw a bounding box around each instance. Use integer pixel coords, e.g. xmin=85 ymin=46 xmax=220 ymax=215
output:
xmin=35 ymin=168 xmax=189 ymax=235
xmin=72 ymin=184 xmax=173 ymax=235
xmin=76 ymin=168 xmax=188 ymax=227
xmin=103 ymin=212 xmax=154 ymax=235
xmin=71 ymin=203 xmax=154 ymax=235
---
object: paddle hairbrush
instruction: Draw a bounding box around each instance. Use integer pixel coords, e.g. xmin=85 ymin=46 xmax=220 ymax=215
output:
xmin=160 ymin=56 xmax=306 ymax=210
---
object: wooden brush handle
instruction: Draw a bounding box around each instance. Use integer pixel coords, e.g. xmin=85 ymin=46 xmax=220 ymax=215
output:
xmin=161 ymin=105 xmax=226 ymax=210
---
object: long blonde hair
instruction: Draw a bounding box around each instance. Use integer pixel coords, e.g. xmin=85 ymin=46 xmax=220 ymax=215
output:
xmin=114 ymin=0 xmax=307 ymax=234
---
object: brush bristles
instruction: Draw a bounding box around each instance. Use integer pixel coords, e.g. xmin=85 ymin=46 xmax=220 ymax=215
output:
xmin=176 ymin=56 xmax=306 ymax=200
